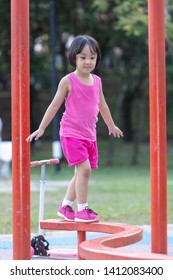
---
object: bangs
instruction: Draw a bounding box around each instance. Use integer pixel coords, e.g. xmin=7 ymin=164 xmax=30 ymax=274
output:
xmin=76 ymin=40 xmax=97 ymax=55
xmin=88 ymin=44 xmax=97 ymax=55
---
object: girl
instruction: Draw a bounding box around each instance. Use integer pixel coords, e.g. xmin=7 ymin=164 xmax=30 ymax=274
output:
xmin=26 ymin=35 xmax=123 ymax=223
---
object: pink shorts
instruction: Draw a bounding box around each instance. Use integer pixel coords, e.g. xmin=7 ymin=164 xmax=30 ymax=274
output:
xmin=60 ymin=137 xmax=98 ymax=169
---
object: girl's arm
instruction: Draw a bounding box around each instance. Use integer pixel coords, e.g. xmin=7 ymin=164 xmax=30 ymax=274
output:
xmin=26 ymin=76 xmax=70 ymax=142
xmin=99 ymin=83 xmax=123 ymax=138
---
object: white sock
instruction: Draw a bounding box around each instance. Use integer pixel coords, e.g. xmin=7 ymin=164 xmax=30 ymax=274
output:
xmin=62 ymin=198 xmax=73 ymax=207
xmin=77 ymin=202 xmax=88 ymax=211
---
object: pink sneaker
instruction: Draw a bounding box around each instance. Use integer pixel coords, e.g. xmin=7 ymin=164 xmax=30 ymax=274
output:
xmin=57 ymin=204 xmax=75 ymax=221
xmin=75 ymin=207 xmax=99 ymax=223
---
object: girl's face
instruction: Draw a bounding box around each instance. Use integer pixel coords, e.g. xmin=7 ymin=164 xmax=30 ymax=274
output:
xmin=76 ymin=45 xmax=97 ymax=74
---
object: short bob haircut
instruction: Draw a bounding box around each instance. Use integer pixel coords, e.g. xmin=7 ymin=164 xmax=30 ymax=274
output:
xmin=68 ymin=35 xmax=101 ymax=69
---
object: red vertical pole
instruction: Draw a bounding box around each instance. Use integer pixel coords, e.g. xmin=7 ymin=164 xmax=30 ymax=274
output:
xmin=11 ymin=0 xmax=30 ymax=259
xmin=77 ymin=231 xmax=86 ymax=260
xmin=148 ymin=0 xmax=167 ymax=254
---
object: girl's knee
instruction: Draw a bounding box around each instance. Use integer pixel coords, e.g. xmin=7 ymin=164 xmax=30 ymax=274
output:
xmin=77 ymin=160 xmax=91 ymax=177
xmin=83 ymin=166 xmax=91 ymax=178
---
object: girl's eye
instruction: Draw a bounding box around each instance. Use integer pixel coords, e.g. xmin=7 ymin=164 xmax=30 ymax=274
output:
xmin=79 ymin=56 xmax=96 ymax=60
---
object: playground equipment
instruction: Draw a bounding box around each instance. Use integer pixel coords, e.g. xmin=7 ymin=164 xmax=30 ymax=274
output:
xmin=30 ymin=159 xmax=60 ymax=235
xmin=11 ymin=0 xmax=170 ymax=259
xmin=40 ymin=220 xmax=143 ymax=260
xmin=30 ymin=158 xmax=77 ymax=259
xmin=40 ymin=220 xmax=173 ymax=260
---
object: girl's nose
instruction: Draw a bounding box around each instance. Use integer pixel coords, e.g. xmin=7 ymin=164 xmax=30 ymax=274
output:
xmin=85 ymin=58 xmax=91 ymax=63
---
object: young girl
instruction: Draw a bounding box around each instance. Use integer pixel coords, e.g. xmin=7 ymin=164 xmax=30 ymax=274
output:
xmin=26 ymin=35 xmax=123 ymax=223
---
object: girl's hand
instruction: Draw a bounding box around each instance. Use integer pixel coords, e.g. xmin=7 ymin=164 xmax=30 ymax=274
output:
xmin=26 ymin=128 xmax=44 ymax=142
xmin=108 ymin=125 xmax=124 ymax=138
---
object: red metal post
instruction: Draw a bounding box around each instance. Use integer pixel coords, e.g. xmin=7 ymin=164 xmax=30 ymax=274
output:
xmin=77 ymin=230 xmax=86 ymax=260
xmin=148 ymin=0 xmax=167 ymax=253
xmin=11 ymin=0 xmax=30 ymax=259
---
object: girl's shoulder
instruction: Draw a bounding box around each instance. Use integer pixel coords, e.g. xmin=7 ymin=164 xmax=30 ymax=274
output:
xmin=60 ymin=74 xmax=71 ymax=86
xmin=92 ymin=73 xmax=100 ymax=78
xmin=92 ymin=73 xmax=102 ymax=85
xmin=58 ymin=75 xmax=71 ymax=93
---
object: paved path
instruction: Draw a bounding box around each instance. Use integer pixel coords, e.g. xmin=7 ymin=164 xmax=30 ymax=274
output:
xmin=0 ymin=179 xmax=70 ymax=193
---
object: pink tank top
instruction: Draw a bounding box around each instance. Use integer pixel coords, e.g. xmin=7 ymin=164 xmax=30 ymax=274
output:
xmin=60 ymin=72 xmax=101 ymax=141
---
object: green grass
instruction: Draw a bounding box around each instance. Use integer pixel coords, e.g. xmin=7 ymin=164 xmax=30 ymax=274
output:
xmin=1 ymin=139 xmax=173 ymax=234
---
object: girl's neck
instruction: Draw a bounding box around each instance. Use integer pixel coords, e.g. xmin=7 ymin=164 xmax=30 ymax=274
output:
xmin=74 ymin=70 xmax=93 ymax=85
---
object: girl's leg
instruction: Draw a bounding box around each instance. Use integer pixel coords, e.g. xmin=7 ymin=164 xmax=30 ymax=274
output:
xmin=58 ymin=168 xmax=77 ymax=221
xmin=60 ymin=159 xmax=90 ymax=209
xmin=62 ymin=159 xmax=91 ymax=206
xmin=74 ymin=159 xmax=99 ymax=222
xmin=58 ymin=159 xmax=99 ymax=222
xmin=75 ymin=159 xmax=91 ymax=204
xmin=63 ymin=167 xmax=77 ymax=202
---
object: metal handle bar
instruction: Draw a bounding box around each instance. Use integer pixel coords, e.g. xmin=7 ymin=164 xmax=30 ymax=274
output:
xmin=30 ymin=158 xmax=60 ymax=167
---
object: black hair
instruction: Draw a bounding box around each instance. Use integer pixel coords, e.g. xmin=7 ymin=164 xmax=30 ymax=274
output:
xmin=68 ymin=35 xmax=101 ymax=69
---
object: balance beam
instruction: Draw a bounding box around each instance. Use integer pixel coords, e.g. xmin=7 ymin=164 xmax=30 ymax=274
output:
xmin=40 ymin=219 xmax=173 ymax=260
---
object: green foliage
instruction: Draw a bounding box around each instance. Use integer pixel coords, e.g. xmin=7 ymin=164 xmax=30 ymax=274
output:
xmin=114 ymin=0 xmax=148 ymax=37
xmin=92 ymin=0 xmax=148 ymax=37
xmin=92 ymin=0 xmax=109 ymax=12
xmin=165 ymin=0 xmax=173 ymax=40
xmin=0 ymin=1 xmax=10 ymax=91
